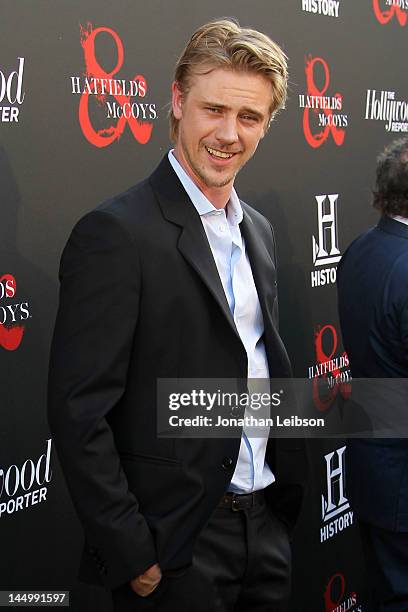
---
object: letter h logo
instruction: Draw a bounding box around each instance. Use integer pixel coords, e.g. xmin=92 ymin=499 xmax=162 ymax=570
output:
xmin=321 ymin=445 xmax=350 ymax=522
xmin=312 ymin=194 xmax=341 ymax=266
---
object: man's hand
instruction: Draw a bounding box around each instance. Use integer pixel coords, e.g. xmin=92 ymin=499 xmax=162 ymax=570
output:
xmin=130 ymin=563 xmax=162 ymax=597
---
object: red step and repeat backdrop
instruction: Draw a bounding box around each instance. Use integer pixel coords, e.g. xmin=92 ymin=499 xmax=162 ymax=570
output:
xmin=1 ymin=1 xmax=407 ymax=610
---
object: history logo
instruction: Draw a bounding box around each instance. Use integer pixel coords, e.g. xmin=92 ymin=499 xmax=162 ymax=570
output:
xmin=320 ymin=445 xmax=353 ymax=543
xmin=70 ymin=24 xmax=158 ymax=147
xmin=310 ymin=194 xmax=342 ymax=288
xmin=301 ymin=0 xmax=341 ymax=18
xmin=373 ymin=0 xmax=407 ymax=26
xmin=299 ymin=55 xmax=347 ymax=148
xmin=0 ymin=274 xmax=30 ymax=351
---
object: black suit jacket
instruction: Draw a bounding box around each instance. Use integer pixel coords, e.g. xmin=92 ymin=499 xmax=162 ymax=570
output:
xmin=48 ymin=155 xmax=307 ymax=589
xmin=337 ymin=215 xmax=408 ymax=531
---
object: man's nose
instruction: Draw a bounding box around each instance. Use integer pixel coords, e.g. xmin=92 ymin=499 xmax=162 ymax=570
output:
xmin=215 ymin=115 xmax=239 ymax=145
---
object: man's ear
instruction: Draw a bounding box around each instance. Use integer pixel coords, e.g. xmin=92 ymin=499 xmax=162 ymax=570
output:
xmin=171 ymin=81 xmax=183 ymax=120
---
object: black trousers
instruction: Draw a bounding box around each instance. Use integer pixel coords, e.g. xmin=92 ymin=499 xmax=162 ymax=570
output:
xmin=112 ymin=498 xmax=291 ymax=612
xmin=359 ymin=522 xmax=408 ymax=612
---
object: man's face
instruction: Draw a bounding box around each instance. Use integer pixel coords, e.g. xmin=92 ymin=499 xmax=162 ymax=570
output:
xmin=172 ymin=68 xmax=272 ymax=201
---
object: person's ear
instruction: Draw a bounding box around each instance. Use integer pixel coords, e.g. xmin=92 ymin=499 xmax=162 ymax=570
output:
xmin=171 ymin=81 xmax=184 ymax=120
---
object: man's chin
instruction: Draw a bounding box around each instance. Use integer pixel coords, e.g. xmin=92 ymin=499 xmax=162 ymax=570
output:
xmin=200 ymin=170 xmax=236 ymax=189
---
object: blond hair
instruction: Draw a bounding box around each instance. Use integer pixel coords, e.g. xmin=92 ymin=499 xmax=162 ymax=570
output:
xmin=169 ymin=18 xmax=288 ymax=141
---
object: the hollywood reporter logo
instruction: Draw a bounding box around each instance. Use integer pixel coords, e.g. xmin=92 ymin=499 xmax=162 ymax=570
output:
xmin=373 ymin=0 xmax=407 ymax=26
xmin=365 ymin=90 xmax=408 ymax=133
xmin=299 ymin=55 xmax=347 ymax=148
xmin=310 ymin=324 xmax=351 ymax=412
xmin=0 ymin=440 xmax=52 ymax=520
xmin=72 ymin=24 xmax=157 ymax=148
xmin=0 ymin=57 xmax=25 ymax=123
xmin=0 ymin=274 xmax=30 ymax=351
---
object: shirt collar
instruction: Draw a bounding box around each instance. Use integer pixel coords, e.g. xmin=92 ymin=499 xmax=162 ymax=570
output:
xmin=168 ymin=149 xmax=243 ymax=225
xmin=389 ymin=214 xmax=408 ymax=226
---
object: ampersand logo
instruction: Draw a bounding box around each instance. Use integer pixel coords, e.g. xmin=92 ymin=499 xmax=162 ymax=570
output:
xmin=324 ymin=573 xmax=359 ymax=612
xmin=299 ymin=55 xmax=347 ymax=149
xmin=70 ymin=23 xmax=157 ymax=148
xmin=325 ymin=573 xmax=346 ymax=611
xmin=308 ymin=324 xmax=351 ymax=412
xmin=0 ymin=273 xmax=30 ymax=351
xmin=373 ymin=0 xmax=407 ymax=26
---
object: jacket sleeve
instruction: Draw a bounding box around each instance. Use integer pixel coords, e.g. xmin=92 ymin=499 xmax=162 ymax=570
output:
xmin=48 ymin=209 xmax=157 ymax=589
xmin=401 ymin=299 xmax=408 ymax=362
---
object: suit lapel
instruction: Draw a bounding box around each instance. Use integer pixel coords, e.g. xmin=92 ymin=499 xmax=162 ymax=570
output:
xmin=177 ymin=225 xmax=240 ymax=338
xmin=241 ymin=205 xmax=292 ymax=377
xmin=240 ymin=205 xmax=277 ymax=329
xmin=149 ymin=156 xmax=240 ymax=341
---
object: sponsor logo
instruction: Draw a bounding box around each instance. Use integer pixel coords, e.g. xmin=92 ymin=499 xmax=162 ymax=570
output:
xmin=365 ymin=89 xmax=408 ymax=133
xmin=70 ymin=23 xmax=157 ymax=147
xmin=0 ymin=57 xmax=25 ymax=123
xmin=321 ymin=446 xmax=353 ymax=542
xmin=0 ymin=440 xmax=52 ymax=519
xmin=0 ymin=274 xmax=31 ymax=351
xmin=299 ymin=55 xmax=347 ymax=148
xmin=311 ymin=194 xmax=341 ymax=287
xmin=308 ymin=324 xmax=352 ymax=412
xmin=373 ymin=0 xmax=407 ymax=26
xmin=324 ymin=573 xmax=363 ymax=611
xmin=301 ymin=0 xmax=341 ymax=18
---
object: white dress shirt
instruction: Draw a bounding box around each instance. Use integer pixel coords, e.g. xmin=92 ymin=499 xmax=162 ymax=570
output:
xmin=390 ymin=214 xmax=408 ymax=226
xmin=168 ymin=150 xmax=275 ymax=493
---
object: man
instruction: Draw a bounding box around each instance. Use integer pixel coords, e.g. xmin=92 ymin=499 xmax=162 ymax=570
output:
xmin=337 ymin=137 xmax=408 ymax=611
xmin=48 ymin=19 xmax=307 ymax=611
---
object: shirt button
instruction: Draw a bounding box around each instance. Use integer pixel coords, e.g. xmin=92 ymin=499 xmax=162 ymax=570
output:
xmin=219 ymin=225 xmax=226 ymax=233
xmin=222 ymin=457 xmax=233 ymax=470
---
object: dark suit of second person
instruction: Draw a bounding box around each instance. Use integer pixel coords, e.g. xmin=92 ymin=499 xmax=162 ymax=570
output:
xmin=337 ymin=137 xmax=408 ymax=612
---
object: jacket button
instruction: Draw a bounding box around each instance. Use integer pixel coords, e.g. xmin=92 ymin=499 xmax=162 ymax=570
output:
xmin=222 ymin=457 xmax=233 ymax=470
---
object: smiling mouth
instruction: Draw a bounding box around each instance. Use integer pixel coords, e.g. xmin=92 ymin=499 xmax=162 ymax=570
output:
xmin=205 ymin=146 xmax=237 ymax=159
